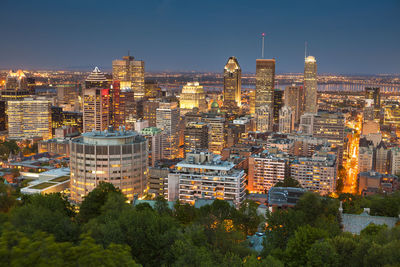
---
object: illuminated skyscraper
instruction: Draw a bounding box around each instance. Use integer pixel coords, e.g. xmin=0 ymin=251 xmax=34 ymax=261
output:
xmin=5 ymin=70 xmax=28 ymax=91
xmin=83 ymin=68 xmax=110 ymax=132
xmin=223 ymin=57 xmax=241 ymax=109
xmin=2 ymin=70 xmax=31 ymax=99
xmin=284 ymin=84 xmax=304 ymax=123
xmin=179 ymin=81 xmax=207 ymax=115
xmin=304 ymin=56 xmax=318 ymax=114
xmin=7 ymin=97 xmax=52 ymax=140
xmin=83 ymin=88 xmax=110 ymax=132
xmin=112 ymin=81 xmax=135 ymax=129
xmin=85 ymin=67 xmax=110 ymax=89
xmin=156 ymin=102 xmax=180 ymax=159
xmin=112 ymin=56 xmax=145 ymax=99
xmin=273 ymin=89 xmax=283 ymax=125
xmin=255 ymin=59 xmax=275 ymax=109
xmin=249 ymin=89 xmax=256 ymax=115
xmin=365 ymin=87 xmax=381 ymax=122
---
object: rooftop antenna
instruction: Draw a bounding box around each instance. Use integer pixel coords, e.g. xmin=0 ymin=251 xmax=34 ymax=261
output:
xmin=261 ymin=33 xmax=265 ymax=59
xmin=128 ymin=50 xmax=130 ymax=57
xmin=304 ymin=41 xmax=308 ymax=59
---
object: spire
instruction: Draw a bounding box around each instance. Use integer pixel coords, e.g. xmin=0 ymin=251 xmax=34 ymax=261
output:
xmin=305 ymin=41 xmax=308 ymax=59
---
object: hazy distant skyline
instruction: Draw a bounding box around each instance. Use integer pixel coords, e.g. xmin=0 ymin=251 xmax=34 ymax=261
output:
xmin=1 ymin=0 xmax=399 ymax=74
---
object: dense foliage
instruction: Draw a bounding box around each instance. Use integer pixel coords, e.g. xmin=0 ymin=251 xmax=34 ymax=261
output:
xmin=0 ymin=181 xmax=399 ymax=266
xmin=262 ymin=192 xmax=400 ymax=266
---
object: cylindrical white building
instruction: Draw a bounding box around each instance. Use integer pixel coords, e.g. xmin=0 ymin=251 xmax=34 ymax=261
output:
xmin=70 ymin=126 xmax=148 ymax=203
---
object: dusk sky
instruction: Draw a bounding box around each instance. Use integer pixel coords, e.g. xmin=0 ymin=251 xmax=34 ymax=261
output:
xmin=1 ymin=0 xmax=399 ymax=74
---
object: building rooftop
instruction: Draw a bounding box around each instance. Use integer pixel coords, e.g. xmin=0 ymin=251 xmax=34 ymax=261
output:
xmin=341 ymin=211 xmax=399 ymax=235
xmin=177 ymin=151 xmax=236 ymax=172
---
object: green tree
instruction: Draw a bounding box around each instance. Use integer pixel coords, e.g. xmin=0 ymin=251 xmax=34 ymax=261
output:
xmin=173 ymin=200 xmax=197 ymax=225
xmin=235 ymin=200 xmax=262 ymax=235
xmin=0 ymin=226 xmax=140 ymax=267
xmin=10 ymin=193 xmax=79 ymax=242
xmin=78 ymin=182 xmax=123 ymax=223
xmin=0 ymin=182 xmax=16 ymax=213
xmin=275 ymin=176 xmax=302 ymax=188
xmin=285 ymin=225 xmax=329 ymax=267
xmin=306 ymin=240 xmax=339 ymax=267
xmin=154 ymin=195 xmax=172 ymax=215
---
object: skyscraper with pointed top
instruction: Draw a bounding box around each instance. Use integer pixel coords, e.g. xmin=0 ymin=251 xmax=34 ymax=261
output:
xmin=304 ymin=56 xmax=318 ymax=114
xmin=223 ymin=57 xmax=241 ymax=109
xmin=83 ymin=67 xmax=110 ymax=132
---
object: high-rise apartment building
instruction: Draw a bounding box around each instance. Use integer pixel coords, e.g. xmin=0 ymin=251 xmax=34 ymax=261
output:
xmin=167 ymin=151 xmax=246 ymax=206
xmin=112 ymin=56 xmax=145 ymax=99
xmin=304 ymin=56 xmax=318 ymax=114
xmin=223 ymin=57 xmax=241 ymax=109
xmin=156 ymin=102 xmax=180 ymax=159
xmin=290 ymin=152 xmax=337 ymax=195
xmin=70 ymin=127 xmax=148 ymax=203
xmin=248 ymin=150 xmax=288 ymax=193
xmin=7 ymin=97 xmax=52 ymax=140
xmin=179 ymin=81 xmax=207 ymax=115
xmin=184 ymin=121 xmax=209 ymax=155
xmin=255 ymin=59 xmax=275 ymax=109
xmin=284 ymin=84 xmax=304 ymax=123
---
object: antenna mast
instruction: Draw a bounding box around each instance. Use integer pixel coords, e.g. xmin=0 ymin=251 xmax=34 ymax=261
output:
xmin=261 ymin=33 xmax=265 ymax=59
xmin=304 ymin=41 xmax=307 ymax=59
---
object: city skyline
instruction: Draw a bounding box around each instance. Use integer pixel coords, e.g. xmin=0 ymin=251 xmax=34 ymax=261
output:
xmin=1 ymin=0 xmax=399 ymax=74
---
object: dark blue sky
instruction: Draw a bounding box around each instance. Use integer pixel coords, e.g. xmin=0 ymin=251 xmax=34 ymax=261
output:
xmin=1 ymin=0 xmax=399 ymax=74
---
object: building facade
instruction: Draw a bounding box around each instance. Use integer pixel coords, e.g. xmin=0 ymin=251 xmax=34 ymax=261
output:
xmin=179 ymin=82 xmax=207 ymax=115
xmin=112 ymin=55 xmax=145 ymax=99
xmin=279 ymin=106 xmax=295 ymax=133
xmin=7 ymin=97 xmax=52 ymax=140
xmin=70 ymin=127 xmax=148 ymax=203
xmin=255 ymin=59 xmax=275 ymax=111
xmin=156 ymin=102 xmax=180 ymax=159
xmin=304 ymin=56 xmax=318 ymax=114
xmin=223 ymin=56 xmax=242 ymax=109
xmin=284 ymin=84 xmax=304 ymax=123
xmin=167 ymin=151 xmax=246 ymax=206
